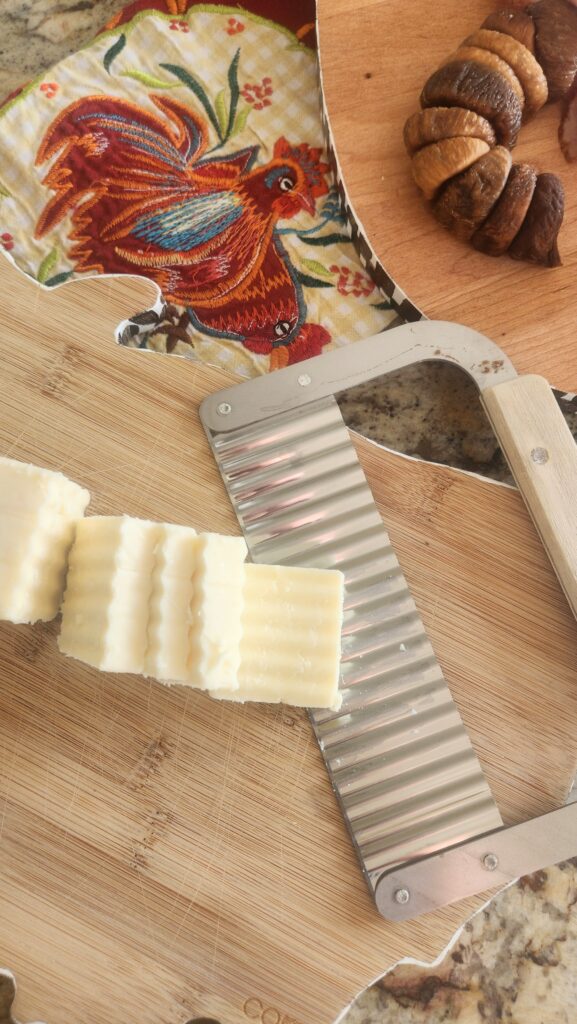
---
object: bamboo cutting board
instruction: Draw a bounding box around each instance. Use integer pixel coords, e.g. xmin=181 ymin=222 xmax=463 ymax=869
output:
xmin=318 ymin=0 xmax=577 ymax=390
xmin=2 ymin=253 xmax=577 ymax=1024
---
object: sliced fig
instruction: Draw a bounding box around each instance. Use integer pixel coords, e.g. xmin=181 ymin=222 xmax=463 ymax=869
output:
xmin=508 ymin=172 xmax=564 ymax=266
xmin=530 ymin=0 xmax=577 ymax=101
xmin=472 ymin=162 xmax=537 ymax=255
xmin=463 ymin=29 xmax=548 ymax=118
xmin=421 ymin=60 xmax=523 ymax=147
xmin=451 ymin=45 xmax=525 ymax=107
xmin=560 ymin=76 xmax=577 ymax=160
xmin=482 ymin=9 xmax=536 ymax=53
xmin=403 ymin=106 xmax=497 ymax=155
xmin=411 ymin=136 xmax=490 ymax=199
xmin=433 ymin=146 xmax=513 ymax=241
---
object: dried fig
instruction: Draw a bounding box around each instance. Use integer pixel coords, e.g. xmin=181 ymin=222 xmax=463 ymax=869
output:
xmin=463 ymin=28 xmax=548 ymax=118
xmin=482 ymin=9 xmax=536 ymax=53
xmin=472 ymin=162 xmax=537 ymax=255
xmin=420 ymin=60 xmax=523 ymax=147
xmin=560 ymin=76 xmax=577 ymax=160
xmin=433 ymin=146 xmax=512 ymax=240
xmin=403 ymin=106 xmax=496 ymax=155
xmin=508 ymin=172 xmax=564 ymax=265
xmin=451 ymin=45 xmax=525 ymax=107
xmin=411 ymin=136 xmax=490 ymax=198
xmin=530 ymin=0 xmax=577 ymax=101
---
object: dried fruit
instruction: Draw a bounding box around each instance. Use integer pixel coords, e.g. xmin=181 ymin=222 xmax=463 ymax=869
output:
xmin=433 ymin=146 xmax=512 ymax=240
xmin=411 ymin=136 xmax=490 ymax=199
xmin=403 ymin=106 xmax=496 ymax=154
xmin=451 ymin=45 xmax=525 ymax=107
xmin=472 ymin=162 xmax=537 ymax=255
xmin=559 ymin=76 xmax=577 ymax=161
xmin=482 ymin=9 xmax=536 ymax=53
xmin=463 ymin=28 xmax=548 ymax=118
xmin=530 ymin=0 xmax=577 ymax=101
xmin=421 ymin=60 xmax=523 ymax=147
xmin=405 ymin=2 xmax=574 ymax=265
xmin=509 ymin=172 xmax=564 ymax=266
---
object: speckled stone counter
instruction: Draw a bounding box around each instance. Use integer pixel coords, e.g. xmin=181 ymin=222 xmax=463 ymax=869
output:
xmin=341 ymin=863 xmax=577 ymax=1024
xmin=0 ymin=0 xmax=127 ymax=99
xmin=1 ymin=4 xmax=577 ymax=1022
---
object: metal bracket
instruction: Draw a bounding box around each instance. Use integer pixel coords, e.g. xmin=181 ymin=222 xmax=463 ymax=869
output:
xmin=376 ymin=801 xmax=577 ymax=920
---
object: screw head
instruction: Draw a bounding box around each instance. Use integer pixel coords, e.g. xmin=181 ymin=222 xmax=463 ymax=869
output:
xmin=297 ymin=373 xmax=312 ymax=387
xmin=394 ymin=887 xmax=410 ymax=905
xmin=531 ymin=447 xmax=549 ymax=464
xmin=216 ymin=402 xmax=232 ymax=416
xmin=483 ymin=852 xmax=499 ymax=872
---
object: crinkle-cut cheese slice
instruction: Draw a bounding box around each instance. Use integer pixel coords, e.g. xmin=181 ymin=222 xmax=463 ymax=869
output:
xmin=214 ymin=563 xmax=344 ymax=711
xmin=185 ymin=533 xmax=248 ymax=692
xmin=0 ymin=456 xmax=88 ymax=517
xmin=58 ymin=515 xmax=161 ymax=673
xmin=144 ymin=524 xmax=199 ymax=681
xmin=0 ymin=456 xmax=90 ymax=623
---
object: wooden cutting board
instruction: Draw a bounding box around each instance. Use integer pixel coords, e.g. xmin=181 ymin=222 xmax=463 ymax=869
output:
xmin=317 ymin=0 xmax=577 ymax=391
xmin=2 ymin=253 xmax=577 ymax=1024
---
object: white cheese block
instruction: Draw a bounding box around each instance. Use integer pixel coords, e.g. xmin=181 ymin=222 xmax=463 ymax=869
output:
xmin=186 ymin=533 xmax=247 ymax=691
xmin=214 ymin=563 xmax=344 ymax=710
xmin=59 ymin=515 xmax=160 ymax=672
xmin=144 ymin=524 xmax=199 ymax=681
xmin=0 ymin=457 xmax=90 ymax=623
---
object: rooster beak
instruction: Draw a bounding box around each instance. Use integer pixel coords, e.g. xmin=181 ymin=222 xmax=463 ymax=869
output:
xmin=299 ymin=191 xmax=315 ymax=215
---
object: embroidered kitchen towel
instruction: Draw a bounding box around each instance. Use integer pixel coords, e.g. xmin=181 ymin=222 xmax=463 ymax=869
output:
xmin=0 ymin=0 xmax=396 ymax=375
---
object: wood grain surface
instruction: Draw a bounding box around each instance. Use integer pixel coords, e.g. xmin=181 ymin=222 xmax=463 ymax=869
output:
xmin=317 ymin=0 xmax=577 ymax=391
xmin=2 ymin=254 xmax=577 ymax=1024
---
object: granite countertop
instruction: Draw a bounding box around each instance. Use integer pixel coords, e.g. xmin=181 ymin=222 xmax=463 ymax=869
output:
xmin=1 ymin=3 xmax=576 ymax=1023
xmin=342 ymin=864 xmax=577 ymax=1024
xmin=0 ymin=0 xmax=127 ymax=99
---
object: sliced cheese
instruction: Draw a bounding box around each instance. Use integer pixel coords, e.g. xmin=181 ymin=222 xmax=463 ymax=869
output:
xmin=186 ymin=533 xmax=247 ymax=691
xmin=0 ymin=457 xmax=90 ymax=623
xmin=214 ymin=563 xmax=344 ymax=710
xmin=59 ymin=515 xmax=160 ymax=672
xmin=144 ymin=523 xmax=199 ymax=681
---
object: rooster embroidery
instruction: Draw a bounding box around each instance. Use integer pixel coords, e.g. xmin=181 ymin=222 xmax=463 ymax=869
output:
xmin=35 ymin=95 xmax=332 ymax=367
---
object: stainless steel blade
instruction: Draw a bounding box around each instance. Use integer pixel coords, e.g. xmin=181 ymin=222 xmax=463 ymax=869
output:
xmin=200 ymin=329 xmax=503 ymax=909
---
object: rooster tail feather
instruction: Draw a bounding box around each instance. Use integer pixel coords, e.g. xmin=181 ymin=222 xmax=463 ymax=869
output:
xmin=35 ymin=94 xmax=209 ymax=238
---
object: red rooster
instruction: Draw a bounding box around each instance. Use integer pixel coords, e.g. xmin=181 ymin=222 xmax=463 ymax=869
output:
xmin=35 ymin=94 xmax=331 ymax=367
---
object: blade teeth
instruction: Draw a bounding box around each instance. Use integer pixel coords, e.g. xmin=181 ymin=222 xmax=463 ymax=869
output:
xmin=243 ymin=483 xmax=375 ymax=537
xmin=350 ymin=774 xmax=494 ymax=842
xmin=214 ymin=401 xmax=337 ymax=460
xmin=230 ymin=444 xmax=360 ymax=503
xmin=320 ymin=693 xmax=462 ymax=763
xmin=206 ymin=397 xmax=502 ymax=880
xmin=336 ymin=730 xmax=477 ymax=797
xmin=361 ymin=795 xmax=501 ymax=873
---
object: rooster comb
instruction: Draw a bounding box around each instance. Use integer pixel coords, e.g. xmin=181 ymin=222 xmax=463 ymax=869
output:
xmin=273 ymin=137 xmax=330 ymax=198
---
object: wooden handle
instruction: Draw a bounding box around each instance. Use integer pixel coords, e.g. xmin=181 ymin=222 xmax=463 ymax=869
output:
xmin=483 ymin=374 xmax=577 ymax=619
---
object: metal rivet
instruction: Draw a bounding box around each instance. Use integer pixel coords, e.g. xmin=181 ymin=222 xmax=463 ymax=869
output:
xmin=394 ymin=887 xmax=410 ymax=905
xmin=483 ymin=852 xmax=499 ymax=871
xmin=297 ymin=373 xmax=312 ymax=387
xmin=531 ymin=447 xmax=549 ymax=464
xmin=217 ymin=402 xmax=232 ymax=416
